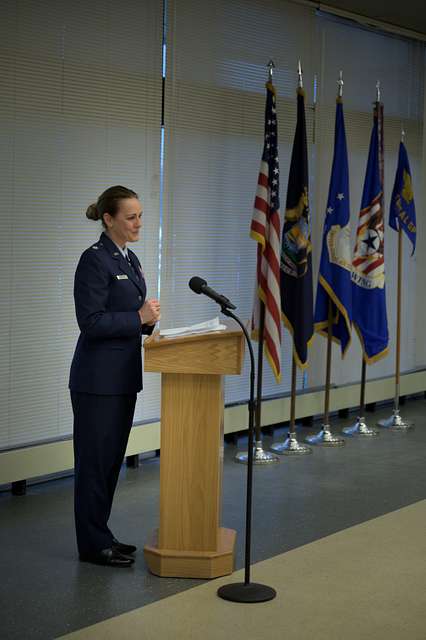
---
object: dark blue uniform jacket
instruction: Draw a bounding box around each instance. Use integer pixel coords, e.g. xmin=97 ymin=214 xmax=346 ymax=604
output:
xmin=69 ymin=232 xmax=154 ymax=395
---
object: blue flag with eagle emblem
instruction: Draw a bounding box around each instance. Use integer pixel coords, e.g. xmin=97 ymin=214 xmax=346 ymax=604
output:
xmin=351 ymin=103 xmax=389 ymax=363
xmin=280 ymin=87 xmax=314 ymax=369
xmin=314 ymin=98 xmax=352 ymax=355
xmin=389 ymin=141 xmax=416 ymax=254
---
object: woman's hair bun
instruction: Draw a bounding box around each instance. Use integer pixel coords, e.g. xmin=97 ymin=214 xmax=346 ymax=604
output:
xmin=86 ymin=203 xmax=100 ymax=221
xmin=86 ymin=186 xmax=138 ymax=226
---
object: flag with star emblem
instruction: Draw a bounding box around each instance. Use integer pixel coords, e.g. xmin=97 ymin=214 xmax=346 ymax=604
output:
xmin=280 ymin=87 xmax=313 ymax=369
xmin=250 ymin=81 xmax=282 ymax=382
xmin=351 ymin=103 xmax=389 ymax=363
xmin=389 ymin=141 xmax=416 ymax=254
xmin=314 ymin=97 xmax=352 ymax=355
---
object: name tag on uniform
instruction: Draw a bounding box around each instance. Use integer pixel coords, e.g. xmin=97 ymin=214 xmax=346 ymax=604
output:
xmin=116 ymin=274 xmax=128 ymax=280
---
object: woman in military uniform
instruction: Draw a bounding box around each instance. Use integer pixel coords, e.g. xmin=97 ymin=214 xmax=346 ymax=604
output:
xmin=69 ymin=185 xmax=160 ymax=567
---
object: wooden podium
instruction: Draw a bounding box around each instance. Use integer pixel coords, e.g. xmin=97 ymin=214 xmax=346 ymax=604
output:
xmin=143 ymin=325 xmax=245 ymax=579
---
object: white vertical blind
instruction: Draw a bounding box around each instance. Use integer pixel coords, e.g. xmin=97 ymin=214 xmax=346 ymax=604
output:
xmin=162 ymin=0 xmax=317 ymax=404
xmin=0 ymin=0 xmax=163 ymax=449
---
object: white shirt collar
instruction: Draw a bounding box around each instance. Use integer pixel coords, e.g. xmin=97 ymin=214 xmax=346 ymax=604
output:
xmin=117 ymin=244 xmax=129 ymax=259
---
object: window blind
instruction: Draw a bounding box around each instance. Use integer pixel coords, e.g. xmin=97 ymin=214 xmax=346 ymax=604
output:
xmin=0 ymin=0 xmax=163 ymax=449
xmin=162 ymin=0 xmax=318 ymax=405
xmin=309 ymin=14 xmax=425 ymax=388
xmin=1 ymin=0 xmax=425 ymax=451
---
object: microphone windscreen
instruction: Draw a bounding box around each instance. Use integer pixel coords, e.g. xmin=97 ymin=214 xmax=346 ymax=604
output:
xmin=188 ymin=276 xmax=207 ymax=294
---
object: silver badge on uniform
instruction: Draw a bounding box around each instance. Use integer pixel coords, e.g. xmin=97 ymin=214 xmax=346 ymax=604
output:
xmin=116 ymin=274 xmax=128 ymax=280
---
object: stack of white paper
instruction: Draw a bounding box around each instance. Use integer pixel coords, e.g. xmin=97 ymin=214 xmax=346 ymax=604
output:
xmin=159 ymin=317 xmax=227 ymax=338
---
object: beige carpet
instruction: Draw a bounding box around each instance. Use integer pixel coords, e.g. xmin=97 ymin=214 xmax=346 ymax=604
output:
xmin=60 ymin=500 xmax=426 ymax=640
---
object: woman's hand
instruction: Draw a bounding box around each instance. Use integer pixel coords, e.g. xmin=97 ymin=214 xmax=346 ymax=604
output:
xmin=138 ymin=298 xmax=161 ymax=326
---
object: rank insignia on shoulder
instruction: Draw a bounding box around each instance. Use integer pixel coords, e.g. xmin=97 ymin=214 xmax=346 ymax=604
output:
xmin=92 ymin=245 xmax=99 ymax=250
xmin=116 ymin=274 xmax=128 ymax=280
xmin=113 ymin=252 xmax=119 ymax=256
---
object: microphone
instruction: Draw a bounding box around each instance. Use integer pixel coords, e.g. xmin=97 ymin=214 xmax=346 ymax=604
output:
xmin=189 ymin=276 xmax=237 ymax=310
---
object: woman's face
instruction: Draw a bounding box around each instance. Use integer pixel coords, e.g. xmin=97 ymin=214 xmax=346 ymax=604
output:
xmin=104 ymin=198 xmax=143 ymax=246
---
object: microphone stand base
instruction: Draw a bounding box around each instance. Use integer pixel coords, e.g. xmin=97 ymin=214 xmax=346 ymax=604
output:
xmin=217 ymin=582 xmax=276 ymax=603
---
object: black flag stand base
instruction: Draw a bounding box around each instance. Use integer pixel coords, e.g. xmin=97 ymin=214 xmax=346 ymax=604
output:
xmin=217 ymin=306 xmax=276 ymax=604
xmin=218 ymin=582 xmax=276 ymax=603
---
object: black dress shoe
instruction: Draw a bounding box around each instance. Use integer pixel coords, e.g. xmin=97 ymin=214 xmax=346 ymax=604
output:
xmin=79 ymin=548 xmax=134 ymax=567
xmin=112 ymin=537 xmax=137 ymax=555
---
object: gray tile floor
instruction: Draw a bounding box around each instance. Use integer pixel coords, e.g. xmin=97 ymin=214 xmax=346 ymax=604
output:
xmin=1 ymin=398 xmax=425 ymax=640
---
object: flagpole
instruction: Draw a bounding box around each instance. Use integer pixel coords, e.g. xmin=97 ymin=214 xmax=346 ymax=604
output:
xmin=235 ymin=61 xmax=280 ymax=465
xmin=235 ymin=299 xmax=280 ymax=464
xmin=307 ymin=71 xmax=345 ymax=447
xmin=342 ymin=359 xmax=379 ymax=436
xmin=255 ymin=300 xmax=281 ymax=458
xmin=307 ymin=299 xmax=345 ymax=446
xmin=270 ymin=353 xmax=312 ymax=455
xmin=378 ymin=127 xmax=413 ymax=430
xmin=343 ymin=82 xmax=384 ymax=439
xmin=289 ymin=356 xmax=298 ymax=436
xmin=395 ymin=228 xmax=402 ymax=409
xmin=270 ymin=59 xmax=311 ymax=456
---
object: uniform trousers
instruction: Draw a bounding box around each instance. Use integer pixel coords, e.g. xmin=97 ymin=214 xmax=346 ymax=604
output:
xmin=71 ymin=391 xmax=137 ymax=555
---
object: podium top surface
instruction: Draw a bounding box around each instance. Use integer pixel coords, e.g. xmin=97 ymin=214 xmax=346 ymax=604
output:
xmin=145 ymin=323 xmax=242 ymax=349
xmin=144 ymin=323 xmax=245 ymax=375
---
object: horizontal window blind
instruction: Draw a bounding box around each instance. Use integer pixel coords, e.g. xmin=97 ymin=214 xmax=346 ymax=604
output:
xmin=0 ymin=0 xmax=163 ymax=449
xmin=1 ymin=0 xmax=425 ymax=452
xmin=310 ymin=15 xmax=425 ymax=388
xmin=163 ymin=0 xmax=318 ymax=404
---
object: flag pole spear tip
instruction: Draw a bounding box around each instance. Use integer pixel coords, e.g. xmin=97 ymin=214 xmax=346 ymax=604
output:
xmin=401 ymin=123 xmax=406 ymax=143
xmin=267 ymin=59 xmax=275 ymax=83
xmin=297 ymin=60 xmax=303 ymax=88
xmin=337 ymin=70 xmax=344 ymax=98
xmin=376 ymin=80 xmax=381 ymax=103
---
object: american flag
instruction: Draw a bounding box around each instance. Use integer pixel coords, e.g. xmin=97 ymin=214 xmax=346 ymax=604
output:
xmin=250 ymin=81 xmax=281 ymax=382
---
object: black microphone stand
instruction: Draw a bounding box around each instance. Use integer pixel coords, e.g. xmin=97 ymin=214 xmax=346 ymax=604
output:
xmin=217 ymin=305 xmax=276 ymax=603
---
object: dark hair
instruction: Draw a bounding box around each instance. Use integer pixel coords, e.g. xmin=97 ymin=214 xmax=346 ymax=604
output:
xmin=86 ymin=185 xmax=138 ymax=227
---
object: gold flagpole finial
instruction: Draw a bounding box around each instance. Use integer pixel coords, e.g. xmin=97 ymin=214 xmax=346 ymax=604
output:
xmin=337 ymin=70 xmax=344 ymax=98
xmin=298 ymin=60 xmax=303 ymax=89
xmin=267 ymin=59 xmax=275 ymax=83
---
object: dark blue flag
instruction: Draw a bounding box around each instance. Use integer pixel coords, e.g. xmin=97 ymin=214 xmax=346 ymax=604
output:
xmin=280 ymin=88 xmax=314 ymax=369
xmin=314 ymin=98 xmax=352 ymax=355
xmin=389 ymin=141 xmax=416 ymax=254
xmin=351 ymin=104 xmax=389 ymax=363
